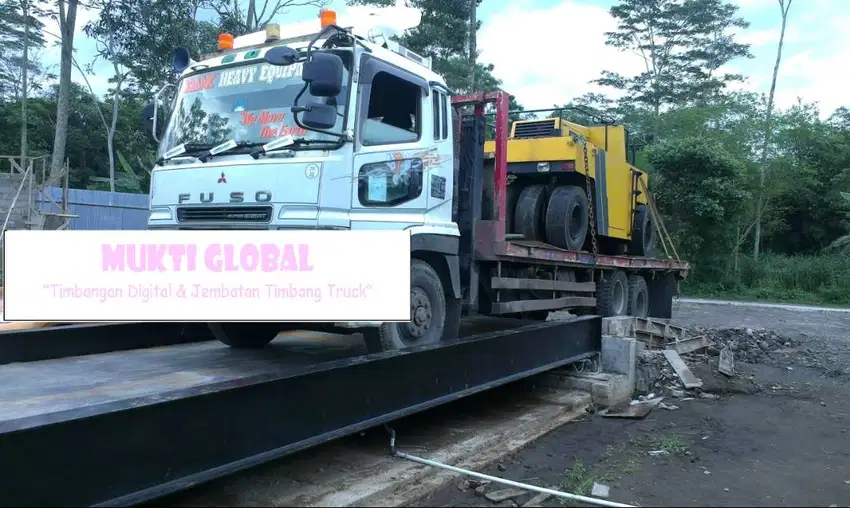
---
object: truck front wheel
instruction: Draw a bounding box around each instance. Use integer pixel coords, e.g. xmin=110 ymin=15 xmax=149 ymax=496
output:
xmin=363 ymin=259 xmax=446 ymax=353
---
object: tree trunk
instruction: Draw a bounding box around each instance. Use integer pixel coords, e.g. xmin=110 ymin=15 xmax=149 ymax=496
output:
xmin=20 ymin=0 xmax=29 ymax=173
xmin=753 ymin=0 xmax=792 ymax=261
xmin=47 ymin=0 xmax=79 ymax=187
xmin=467 ymin=0 xmax=476 ymax=91
xmin=247 ymin=0 xmax=256 ymax=31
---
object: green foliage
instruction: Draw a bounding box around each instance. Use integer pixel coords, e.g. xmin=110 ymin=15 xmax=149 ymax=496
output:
xmin=0 ymin=0 xmax=55 ymax=100
xmin=646 ymin=136 xmax=749 ymax=279
xmin=685 ymin=253 xmax=850 ymax=306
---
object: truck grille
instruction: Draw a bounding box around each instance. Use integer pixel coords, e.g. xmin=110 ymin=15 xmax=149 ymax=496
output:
xmin=513 ymin=119 xmax=560 ymax=139
xmin=176 ymin=206 xmax=272 ymax=223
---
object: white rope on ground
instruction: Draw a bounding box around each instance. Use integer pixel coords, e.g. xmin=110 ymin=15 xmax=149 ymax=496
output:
xmin=385 ymin=427 xmax=635 ymax=508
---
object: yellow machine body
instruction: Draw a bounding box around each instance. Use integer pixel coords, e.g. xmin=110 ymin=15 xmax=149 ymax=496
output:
xmin=484 ymin=117 xmax=648 ymax=242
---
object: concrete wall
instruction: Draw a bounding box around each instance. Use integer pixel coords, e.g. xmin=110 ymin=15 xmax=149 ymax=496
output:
xmin=0 ymin=173 xmax=30 ymax=230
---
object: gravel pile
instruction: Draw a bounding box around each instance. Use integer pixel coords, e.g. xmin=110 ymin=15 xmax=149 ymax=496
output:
xmin=693 ymin=327 xmax=801 ymax=364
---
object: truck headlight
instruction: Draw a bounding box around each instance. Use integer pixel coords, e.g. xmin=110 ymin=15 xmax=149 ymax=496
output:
xmin=537 ymin=162 xmax=550 ymax=172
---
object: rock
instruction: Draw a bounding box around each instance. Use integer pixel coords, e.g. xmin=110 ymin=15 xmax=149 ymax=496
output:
xmin=671 ymin=389 xmax=686 ymax=398
xmin=699 ymin=392 xmax=719 ymax=400
xmin=759 ymin=340 xmax=770 ymax=350
xmin=522 ymin=491 xmax=554 ymax=507
xmin=704 ymin=470 xmax=711 ymax=475
xmin=659 ymin=402 xmax=680 ymax=411
xmin=591 ymin=483 xmax=610 ymax=498
xmin=496 ymin=501 xmax=518 ymax=508
xmin=786 ymin=366 xmax=794 ymax=372
xmin=724 ymin=488 xmax=730 ymax=492
xmin=485 ymin=488 xmax=526 ymax=503
xmin=474 ymin=485 xmax=487 ymax=495
xmin=497 ymin=463 xmax=506 ymax=472
xmin=821 ymin=401 xmax=827 ymax=406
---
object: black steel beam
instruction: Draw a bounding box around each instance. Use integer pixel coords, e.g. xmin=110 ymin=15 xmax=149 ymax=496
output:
xmin=0 ymin=322 xmax=214 ymax=365
xmin=0 ymin=316 xmax=601 ymax=507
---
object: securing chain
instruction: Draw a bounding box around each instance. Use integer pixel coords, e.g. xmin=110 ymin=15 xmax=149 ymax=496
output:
xmin=569 ymin=131 xmax=598 ymax=255
xmin=583 ymin=142 xmax=598 ymax=255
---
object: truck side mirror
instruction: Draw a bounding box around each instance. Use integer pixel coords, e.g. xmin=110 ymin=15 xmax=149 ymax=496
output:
xmin=302 ymin=52 xmax=343 ymax=97
xmin=141 ymin=102 xmax=157 ymax=139
xmin=298 ymin=103 xmax=337 ymax=130
xmin=265 ymin=46 xmax=299 ymax=66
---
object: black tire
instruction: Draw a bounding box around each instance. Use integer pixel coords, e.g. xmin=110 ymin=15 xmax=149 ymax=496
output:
xmin=628 ymin=204 xmax=655 ymax=257
xmin=514 ymin=184 xmax=548 ymax=242
xmin=363 ymin=259 xmax=446 ymax=353
xmin=627 ymin=274 xmax=649 ymax=317
xmin=208 ymin=322 xmax=281 ymax=348
xmin=595 ymin=270 xmax=629 ymax=317
xmin=545 ymin=185 xmax=589 ymax=251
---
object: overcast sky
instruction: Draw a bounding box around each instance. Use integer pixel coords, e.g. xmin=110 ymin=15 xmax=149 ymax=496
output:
xmin=38 ymin=0 xmax=850 ymax=117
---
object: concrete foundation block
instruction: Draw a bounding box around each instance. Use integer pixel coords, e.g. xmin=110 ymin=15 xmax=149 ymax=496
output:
xmin=601 ymin=316 xmax=635 ymax=337
xmin=534 ymin=389 xmax=592 ymax=411
xmin=540 ymin=371 xmax=632 ymax=408
xmin=601 ymin=335 xmax=636 ymax=378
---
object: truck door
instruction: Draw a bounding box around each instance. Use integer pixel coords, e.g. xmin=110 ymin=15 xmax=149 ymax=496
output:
xmin=350 ymin=61 xmax=436 ymax=231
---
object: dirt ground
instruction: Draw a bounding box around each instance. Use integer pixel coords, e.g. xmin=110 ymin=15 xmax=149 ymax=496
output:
xmin=414 ymin=302 xmax=850 ymax=508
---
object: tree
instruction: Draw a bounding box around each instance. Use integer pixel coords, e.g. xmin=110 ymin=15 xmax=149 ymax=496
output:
xmin=596 ymin=0 xmax=752 ymax=117
xmin=47 ymin=0 xmax=78 ymax=185
xmin=753 ymin=0 xmax=792 ymax=261
xmin=347 ymin=0 xmax=471 ymax=87
xmin=645 ymin=136 xmax=750 ymax=281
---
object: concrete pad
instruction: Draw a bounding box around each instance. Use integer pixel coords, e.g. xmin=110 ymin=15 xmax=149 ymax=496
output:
xmin=175 ymin=386 xmax=591 ymax=507
xmin=542 ymin=371 xmax=632 ymax=408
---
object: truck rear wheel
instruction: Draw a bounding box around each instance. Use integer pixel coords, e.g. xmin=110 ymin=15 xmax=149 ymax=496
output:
xmin=627 ymin=274 xmax=649 ymax=317
xmin=209 ymin=322 xmax=280 ymax=348
xmin=514 ymin=184 xmax=548 ymax=242
xmin=628 ymin=204 xmax=655 ymax=257
xmin=595 ymin=270 xmax=628 ymax=317
xmin=363 ymin=259 xmax=446 ymax=353
xmin=545 ymin=185 xmax=589 ymax=251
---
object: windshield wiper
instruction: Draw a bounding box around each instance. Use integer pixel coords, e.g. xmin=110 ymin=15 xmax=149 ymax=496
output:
xmin=157 ymin=140 xmax=263 ymax=165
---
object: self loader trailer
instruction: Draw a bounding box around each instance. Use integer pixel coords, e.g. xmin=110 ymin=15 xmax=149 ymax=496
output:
xmin=141 ymin=5 xmax=690 ymax=353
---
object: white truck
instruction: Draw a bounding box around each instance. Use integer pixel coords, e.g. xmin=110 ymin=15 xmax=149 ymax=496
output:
xmin=142 ymin=5 xmax=689 ymax=353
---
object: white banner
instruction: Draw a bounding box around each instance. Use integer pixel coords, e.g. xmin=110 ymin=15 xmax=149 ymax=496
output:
xmin=3 ymin=229 xmax=411 ymax=322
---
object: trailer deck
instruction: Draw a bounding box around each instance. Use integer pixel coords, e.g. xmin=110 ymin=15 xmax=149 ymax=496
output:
xmin=0 ymin=315 xmax=600 ymax=506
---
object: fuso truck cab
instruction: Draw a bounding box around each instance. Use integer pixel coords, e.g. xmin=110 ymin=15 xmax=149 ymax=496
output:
xmin=141 ymin=6 xmax=463 ymax=353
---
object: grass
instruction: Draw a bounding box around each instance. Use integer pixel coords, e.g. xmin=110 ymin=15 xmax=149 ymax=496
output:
xmin=682 ymin=252 xmax=850 ymax=307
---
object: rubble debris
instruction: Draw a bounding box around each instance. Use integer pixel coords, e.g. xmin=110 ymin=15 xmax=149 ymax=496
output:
xmin=664 ymin=350 xmax=703 ymax=389
xmin=694 ymin=326 xmax=802 ymax=364
xmin=659 ymin=402 xmax=680 ymax=411
xmin=522 ymin=490 xmax=554 ymax=507
xmin=485 ymin=488 xmax=527 ymax=503
xmin=591 ymin=482 xmax=610 ymax=498
xmin=601 ymin=397 xmax=663 ymax=418
xmin=648 ymin=450 xmax=669 ymax=456
xmin=718 ymin=346 xmax=735 ymax=376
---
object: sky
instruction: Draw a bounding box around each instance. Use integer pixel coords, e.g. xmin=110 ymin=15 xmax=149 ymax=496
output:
xmin=37 ymin=0 xmax=850 ymax=118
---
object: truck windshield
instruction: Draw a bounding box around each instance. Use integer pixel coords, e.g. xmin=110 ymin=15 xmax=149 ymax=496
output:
xmin=159 ymin=55 xmax=349 ymax=156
